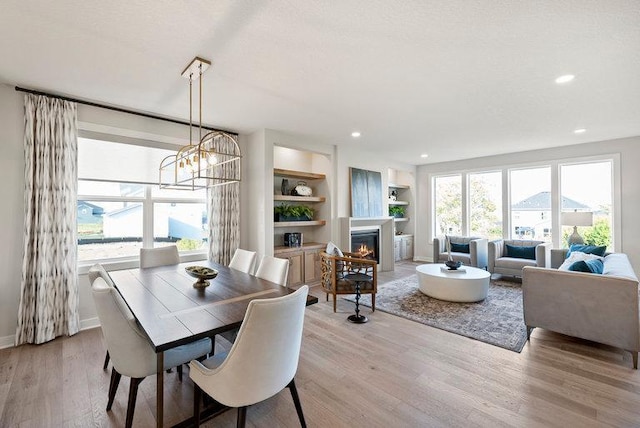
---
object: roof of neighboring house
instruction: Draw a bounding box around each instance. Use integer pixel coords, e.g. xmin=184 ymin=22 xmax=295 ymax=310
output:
xmin=104 ymin=204 xmax=142 ymax=218
xmin=78 ymin=201 xmax=104 ymax=214
xmin=512 ymin=191 xmax=590 ymax=211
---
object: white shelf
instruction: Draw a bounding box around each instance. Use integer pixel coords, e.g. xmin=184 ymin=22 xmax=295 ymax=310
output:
xmin=389 ymin=200 xmax=409 ymax=206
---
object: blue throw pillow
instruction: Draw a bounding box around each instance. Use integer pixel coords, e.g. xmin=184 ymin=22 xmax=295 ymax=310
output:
xmin=566 ymin=244 xmax=606 ymax=258
xmin=450 ymin=242 xmax=470 ymax=254
xmin=568 ymin=258 xmax=604 ymax=274
xmin=505 ymin=244 xmax=536 ymax=260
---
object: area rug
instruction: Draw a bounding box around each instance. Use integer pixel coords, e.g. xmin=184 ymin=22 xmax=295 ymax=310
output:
xmin=344 ymin=275 xmax=527 ymax=352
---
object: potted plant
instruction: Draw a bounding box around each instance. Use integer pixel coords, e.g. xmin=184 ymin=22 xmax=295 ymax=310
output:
xmin=389 ymin=205 xmax=406 ymax=218
xmin=274 ymin=204 xmax=314 ymax=222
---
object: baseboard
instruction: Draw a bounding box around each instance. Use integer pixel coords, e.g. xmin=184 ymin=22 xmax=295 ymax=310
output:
xmin=0 ymin=317 xmax=100 ymax=350
xmin=414 ymin=256 xmax=432 ymax=263
xmin=0 ymin=334 xmax=14 ymax=349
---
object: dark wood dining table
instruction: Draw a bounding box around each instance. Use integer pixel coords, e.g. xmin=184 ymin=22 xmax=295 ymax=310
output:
xmin=108 ymin=260 xmax=318 ymax=428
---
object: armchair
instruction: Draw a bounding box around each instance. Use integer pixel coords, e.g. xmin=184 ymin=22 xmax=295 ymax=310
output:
xmin=433 ymin=236 xmax=488 ymax=269
xmin=320 ymin=250 xmax=377 ymax=313
xmin=488 ymin=239 xmax=551 ymax=277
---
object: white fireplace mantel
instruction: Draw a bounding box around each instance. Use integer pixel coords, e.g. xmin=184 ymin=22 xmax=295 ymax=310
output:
xmin=340 ymin=217 xmax=395 ymax=271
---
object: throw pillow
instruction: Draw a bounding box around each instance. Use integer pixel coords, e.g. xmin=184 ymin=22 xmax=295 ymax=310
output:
xmin=325 ymin=241 xmax=345 ymax=274
xmin=568 ymin=258 xmax=604 ymax=274
xmin=505 ymin=244 xmax=536 ymax=260
xmin=558 ymin=251 xmax=604 ymax=271
xmin=566 ymin=244 xmax=607 ymax=258
xmin=450 ymin=242 xmax=470 ymax=254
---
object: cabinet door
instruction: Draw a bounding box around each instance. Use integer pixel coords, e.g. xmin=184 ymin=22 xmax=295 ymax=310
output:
xmin=303 ymin=249 xmax=321 ymax=284
xmin=404 ymin=236 xmax=414 ymax=260
xmin=277 ymin=252 xmax=304 ymax=287
xmin=394 ymin=238 xmax=401 ymax=262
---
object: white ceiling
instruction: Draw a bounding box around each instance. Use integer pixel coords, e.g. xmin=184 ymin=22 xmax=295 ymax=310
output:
xmin=1 ymin=1 xmax=639 ymax=165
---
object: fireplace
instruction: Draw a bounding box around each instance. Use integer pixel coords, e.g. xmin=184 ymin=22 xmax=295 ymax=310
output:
xmin=351 ymin=229 xmax=380 ymax=263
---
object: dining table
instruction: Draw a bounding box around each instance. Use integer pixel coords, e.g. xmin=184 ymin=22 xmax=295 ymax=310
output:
xmin=108 ymin=260 xmax=318 ymax=428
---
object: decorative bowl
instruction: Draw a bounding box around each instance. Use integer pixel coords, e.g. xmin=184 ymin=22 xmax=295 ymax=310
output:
xmin=445 ymin=260 xmax=462 ymax=270
xmin=185 ymin=266 xmax=218 ymax=289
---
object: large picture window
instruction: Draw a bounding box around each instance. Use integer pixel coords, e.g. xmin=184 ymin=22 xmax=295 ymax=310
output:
xmin=469 ymin=171 xmax=502 ymax=240
xmin=77 ymin=137 xmax=207 ymax=262
xmin=433 ymin=175 xmax=462 ymax=236
xmin=509 ymin=166 xmax=551 ymax=241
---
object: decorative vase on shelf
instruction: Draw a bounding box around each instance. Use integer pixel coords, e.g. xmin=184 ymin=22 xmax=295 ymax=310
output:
xmin=281 ymin=179 xmax=289 ymax=196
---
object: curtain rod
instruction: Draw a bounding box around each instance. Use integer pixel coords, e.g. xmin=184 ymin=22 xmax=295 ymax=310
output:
xmin=14 ymin=86 xmax=238 ymax=136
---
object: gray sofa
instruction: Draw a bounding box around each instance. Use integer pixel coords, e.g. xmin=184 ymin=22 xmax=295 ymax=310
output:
xmin=522 ymin=249 xmax=639 ymax=368
xmin=433 ymin=236 xmax=488 ymax=269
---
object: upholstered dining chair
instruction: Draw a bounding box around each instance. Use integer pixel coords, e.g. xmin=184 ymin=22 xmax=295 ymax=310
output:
xmin=229 ymin=248 xmax=258 ymax=274
xmin=190 ymin=285 xmax=309 ymax=427
xmin=91 ymin=276 xmax=211 ymax=428
xmin=319 ymin=249 xmax=377 ymax=313
xmin=88 ymin=264 xmax=116 ymax=371
xmin=139 ymin=244 xmax=180 ymax=268
xmin=255 ymin=255 xmax=290 ymax=286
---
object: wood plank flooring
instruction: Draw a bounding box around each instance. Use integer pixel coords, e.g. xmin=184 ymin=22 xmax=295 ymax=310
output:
xmin=1 ymin=261 xmax=640 ymax=427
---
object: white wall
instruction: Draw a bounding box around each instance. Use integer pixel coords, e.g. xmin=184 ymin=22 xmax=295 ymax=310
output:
xmin=415 ymin=137 xmax=640 ymax=272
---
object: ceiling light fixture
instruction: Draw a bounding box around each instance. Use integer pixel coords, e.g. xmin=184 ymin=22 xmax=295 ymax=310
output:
xmin=351 ymin=131 xmax=361 ymax=138
xmin=573 ymin=128 xmax=586 ymax=134
xmin=555 ymin=74 xmax=575 ymax=84
xmin=160 ymin=57 xmax=241 ymax=190
xmin=420 ymin=154 xmax=429 ymax=158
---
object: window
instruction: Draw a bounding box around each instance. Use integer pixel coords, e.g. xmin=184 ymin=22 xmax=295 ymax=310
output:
xmin=560 ymin=160 xmax=612 ymax=249
xmin=77 ymin=137 xmax=207 ymax=262
xmin=510 ymin=167 xmax=551 ymax=241
xmin=469 ymin=171 xmax=502 ymax=240
xmin=433 ymin=175 xmax=462 ymax=236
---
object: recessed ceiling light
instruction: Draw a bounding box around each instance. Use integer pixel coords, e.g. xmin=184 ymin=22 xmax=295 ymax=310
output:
xmin=420 ymin=154 xmax=429 ymax=158
xmin=555 ymin=74 xmax=575 ymax=84
xmin=573 ymin=128 xmax=586 ymax=134
xmin=351 ymin=131 xmax=361 ymax=138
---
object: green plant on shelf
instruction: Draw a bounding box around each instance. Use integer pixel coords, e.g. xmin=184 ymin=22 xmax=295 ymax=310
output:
xmin=274 ymin=204 xmax=314 ymax=221
xmin=389 ymin=205 xmax=406 ymax=218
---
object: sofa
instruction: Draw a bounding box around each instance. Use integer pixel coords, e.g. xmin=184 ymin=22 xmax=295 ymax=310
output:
xmin=488 ymin=239 xmax=551 ymax=277
xmin=433 ymin=236 xmax=488 ymax=269
xmin=522 ymin=249 xmax=639 ymax=368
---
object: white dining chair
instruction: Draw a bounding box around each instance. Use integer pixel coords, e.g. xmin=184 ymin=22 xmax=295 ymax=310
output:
xmin=88 ymin=263 xmax=117 ymax=370
xmin=190 ymin=285 xmax=309 ymax=427
xmin=139 ymin=245 xmax=180 ymax=268
xmin=255 ymin=255 xmax=290 ymax=286
xmin=91 ymin=276 xmax=211 ymax=428
xmin=228 ymin=248 xmax=257 ymax=274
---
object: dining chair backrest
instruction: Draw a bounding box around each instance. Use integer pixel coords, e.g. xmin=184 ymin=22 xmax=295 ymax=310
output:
xmin=139 ymin=245 xmax=180 ymax=268
xmin=88 ymin=263 xmax=115 ymax=287
xmin=91 ymin=277 xmax=158 ymax=378
xmin=228 ymin=249 xmax=258 ymax=274
xmin=190 ymin=285 xmax=308 ymax=407
xmin=255 ymin=255 xmax=289 ymax=286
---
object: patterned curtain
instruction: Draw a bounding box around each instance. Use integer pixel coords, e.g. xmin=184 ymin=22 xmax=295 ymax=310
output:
xmin=207 ymin=133 xmax=241 ymax=264
xmin=15 ymin=94 xmax=79 ymax=345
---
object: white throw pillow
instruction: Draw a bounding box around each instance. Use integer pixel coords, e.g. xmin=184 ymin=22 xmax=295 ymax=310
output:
xmin=326 ymin=241 xmax=344 ymax=258
xmin=558 ymin=251 xmax=604 ymax=271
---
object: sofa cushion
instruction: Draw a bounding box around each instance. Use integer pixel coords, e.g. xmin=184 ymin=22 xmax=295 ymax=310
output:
xmin=505 ymin=244 xmax=536 ymax=260
xmin=569 ymin=259 xmax=604 ymax=274
xmin=558 ymin=251 xmax=604 ymax=271
xmin=450 ymin=242 xmax=470 ymax=254
xmin=602 ymin=253 xmax=639 ymax=281
xmin=567 ymin=244 xmax=607 ymax=258
xmin=495 ymin=257 xmax=537 ymax=270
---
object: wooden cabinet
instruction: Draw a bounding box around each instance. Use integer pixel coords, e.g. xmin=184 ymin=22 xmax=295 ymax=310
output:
xmin=394 ymin=235 xmax=414 ymax=261
xmin=274 ymin=243 xmax=324 ymax=287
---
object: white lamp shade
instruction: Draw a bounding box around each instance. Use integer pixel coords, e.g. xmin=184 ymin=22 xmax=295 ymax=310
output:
xmin=561 ymin=211 xmax=593 ymax=227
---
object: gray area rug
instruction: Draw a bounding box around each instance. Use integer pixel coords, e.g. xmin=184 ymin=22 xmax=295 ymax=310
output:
xmin=345 ymin=275 xmax=527 ymax=352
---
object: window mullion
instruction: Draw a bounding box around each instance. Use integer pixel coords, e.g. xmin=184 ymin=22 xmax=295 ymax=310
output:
xmin=143 ymin=186 xmax=154 ymax=248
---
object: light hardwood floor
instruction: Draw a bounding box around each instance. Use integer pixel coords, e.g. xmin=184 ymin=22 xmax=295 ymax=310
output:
xmin=2 ymin=261 xmax=640 ymax=427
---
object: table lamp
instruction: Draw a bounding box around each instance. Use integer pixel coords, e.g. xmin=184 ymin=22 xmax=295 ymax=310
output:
xmin=561 ymin=211 xmax=593 ymax=245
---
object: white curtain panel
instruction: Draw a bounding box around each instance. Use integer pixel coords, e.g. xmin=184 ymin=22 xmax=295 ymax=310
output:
xmin=15 ymin=94 xmax=79 ymax=345
xmin=207 ymin=134 xmax=240 ymax=265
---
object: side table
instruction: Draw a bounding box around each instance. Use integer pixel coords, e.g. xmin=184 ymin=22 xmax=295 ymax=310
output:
xmin=344 ymin=272 xmax=372 ymax=323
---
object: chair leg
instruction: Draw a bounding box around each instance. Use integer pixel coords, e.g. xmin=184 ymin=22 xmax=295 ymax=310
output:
xmin=106 ymin=368 xmax=121 ymax=411
xmin=325 ymin=292 xmax=328 ymax=302
xmin=371 ymin=293 xmax=376 ymax=312
xmin=103 ymin=350 xmax=110 ymax=370
xmin=125 ymin=377 xmax=144 ymax=428
xmin=237 ymin=406 xmax=247 ymax=428
xmin=193 ymin=384 xmax=202 ymax=427
xmin=632 ymin=351 xmax=638 ymax=369
xmin=177 ymin=364 xmax=183 ymax=381
xmin=526 ymin=326 xmax=534 ymax=340
xmin=333 ymin=293 xmax=337 ymax=312
xmin=288 ymin=379 xmax=307 ymax=428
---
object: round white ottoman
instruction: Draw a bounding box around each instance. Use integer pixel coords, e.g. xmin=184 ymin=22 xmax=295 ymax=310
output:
xmin=416 ymin=264 xmax=490 ymax=302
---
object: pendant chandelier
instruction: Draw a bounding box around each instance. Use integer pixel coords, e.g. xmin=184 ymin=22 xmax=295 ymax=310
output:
xmin=159 ymin=57 xmax=241 ymax=190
